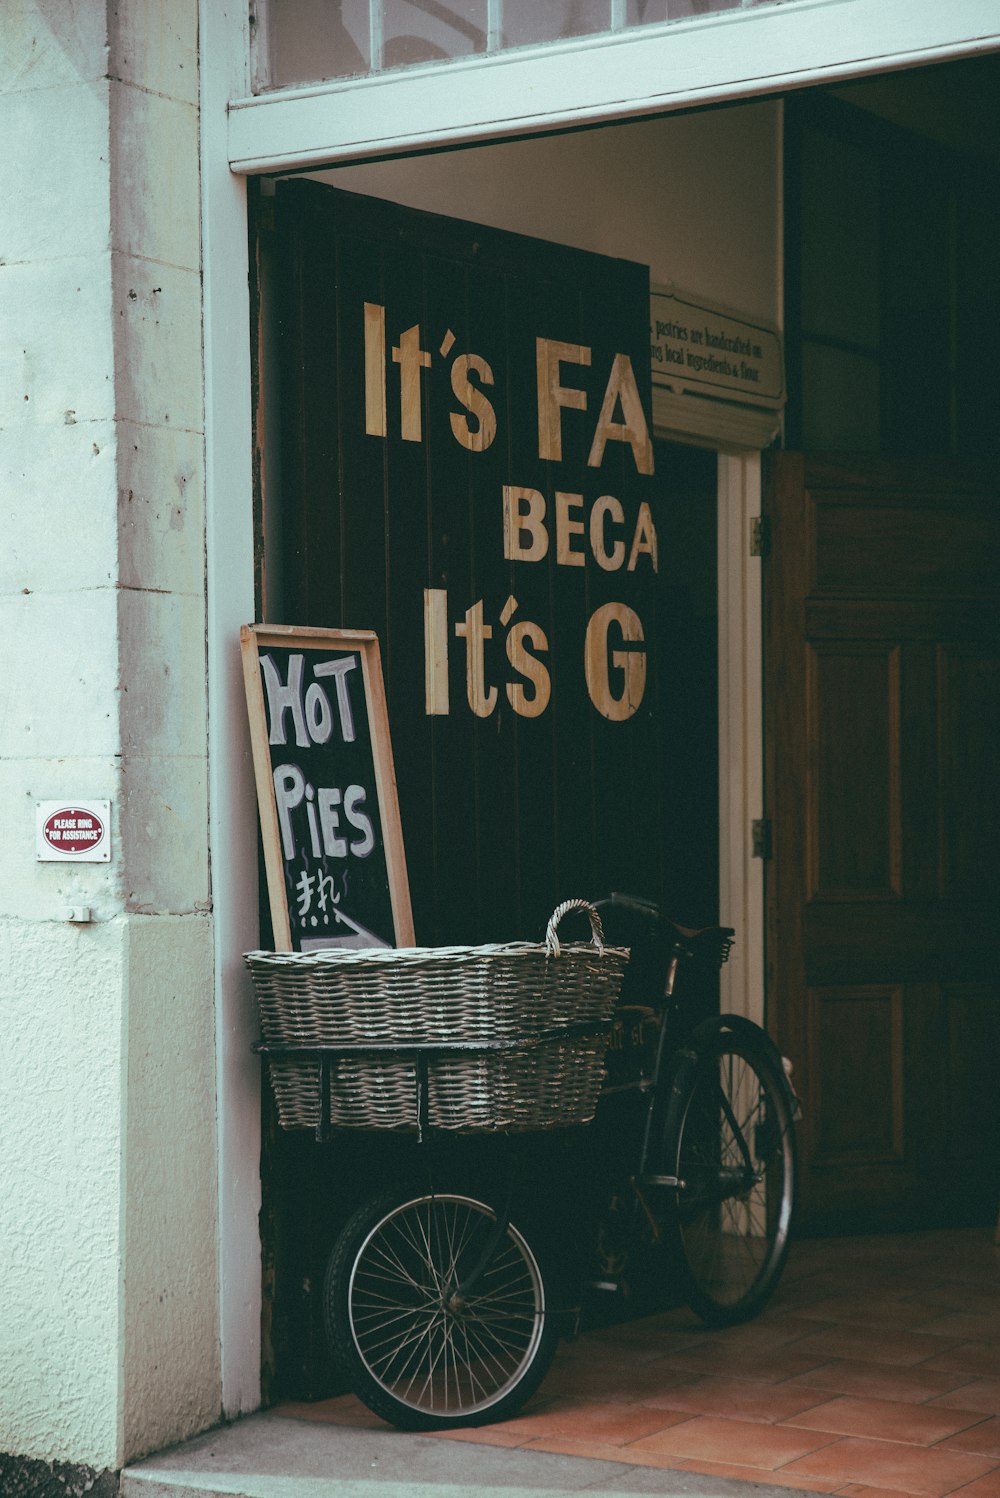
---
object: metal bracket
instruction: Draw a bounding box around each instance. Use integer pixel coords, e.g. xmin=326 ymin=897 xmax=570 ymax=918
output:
xmin=752 ymin=818 xmax=773 ymax=860
xmin=750 ymin=515 xmax=771 ymax=557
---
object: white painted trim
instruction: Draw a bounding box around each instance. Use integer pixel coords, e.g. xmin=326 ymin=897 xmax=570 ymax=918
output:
xmin=652 ymin=386 xmax=780 ymax=455
xmin=228 ymin=0 xmax=1000 ymax=173
xmin=200 ymin=0 xmax=263 ymax=1418
xmin=717 ymin=454 xmax=765 ymax=1030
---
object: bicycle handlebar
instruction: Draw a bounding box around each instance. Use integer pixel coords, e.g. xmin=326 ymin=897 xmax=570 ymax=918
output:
xmin=594 ymin=891 xmax=661 ymax=922
xmin=592 ymin=892 xmax=735 ymax=966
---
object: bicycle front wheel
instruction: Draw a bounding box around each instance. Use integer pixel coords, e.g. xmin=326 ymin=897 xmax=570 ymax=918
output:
xmin=323 ymin=1183 xmax=559 ymax=1430
xmin=666 ymin=1033 xmax=796 ymax=1326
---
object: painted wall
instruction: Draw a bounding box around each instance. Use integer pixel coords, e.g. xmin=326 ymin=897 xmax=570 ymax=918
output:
xmin=321 ymin=101 xmax=782 ymax=328
xmin=0 ymin=1 xmax=219 ymax=1469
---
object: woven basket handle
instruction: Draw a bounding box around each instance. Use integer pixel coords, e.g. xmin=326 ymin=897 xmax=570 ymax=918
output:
xmin=545 ymin=898 xmax=605 ymax=958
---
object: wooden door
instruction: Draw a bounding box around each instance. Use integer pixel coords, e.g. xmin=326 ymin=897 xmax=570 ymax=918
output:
xmin=764 ymin=453 xmax=1000 ymax=1235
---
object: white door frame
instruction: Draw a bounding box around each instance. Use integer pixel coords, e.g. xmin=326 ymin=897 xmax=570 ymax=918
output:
xmin=200 ymin=0 xmax=262 ymax=1420
xmin=717 ymin=454 xmax=766 ymax=1030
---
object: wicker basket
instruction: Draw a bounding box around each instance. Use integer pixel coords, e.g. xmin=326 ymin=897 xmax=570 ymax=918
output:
xmin=246 ymin=898 xmax=629 ymax=1133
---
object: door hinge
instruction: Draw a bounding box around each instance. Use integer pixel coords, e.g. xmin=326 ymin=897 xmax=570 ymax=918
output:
xmin=751 ymin=818 xmax=772 ymax=859
xmin=750 ymin=516 xmax=771 ymax=557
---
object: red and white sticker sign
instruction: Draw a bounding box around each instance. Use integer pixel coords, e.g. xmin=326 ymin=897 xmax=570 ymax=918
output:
xmin=36 ymin=801 xmax=111 ymax=862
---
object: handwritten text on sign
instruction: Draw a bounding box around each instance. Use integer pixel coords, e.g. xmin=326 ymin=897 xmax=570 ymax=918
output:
xmin=263 ymin=651 xmax=375 ymax=867
xmin=364 ymin=305 xmax=657 ymax=724
xmin=242 ymin=624 xmax=413 ymax=953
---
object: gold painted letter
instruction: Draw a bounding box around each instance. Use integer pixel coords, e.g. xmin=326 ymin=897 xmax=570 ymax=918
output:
xmin=392 ymin=323 xmax=431 ymax=442
xmin=627 ymin=500 xmax=659 ymax=572
xmin=555 ymin=491 xmax=586 ymax=567
xmin=503 ymin=486 xmax=549 ymax=562
xmin=363 ymin=303 xmax=387 ymax=438
xmin=450 ymin=353 xmax=497 ymax=451
xmin=506 ymin=620 xmax=551 ymax=717
xmin=537 ymin=338 xmax=591 ymax=461
xmin=587 ymin=353 xmax=654 ymax=474
xmin=424 ymin=588 xmax=450 ymax=715
xmin=590 ymin=494 xmax=626 ymax=571
xmin=455 ymin=600 xmax=498 ymax=717
xmin=584 ymin=602 xmax=647 ymax=721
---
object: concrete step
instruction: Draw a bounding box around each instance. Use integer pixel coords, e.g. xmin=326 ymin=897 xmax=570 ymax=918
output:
xmin=121 ymin=1408 xmax=831 ymax=1498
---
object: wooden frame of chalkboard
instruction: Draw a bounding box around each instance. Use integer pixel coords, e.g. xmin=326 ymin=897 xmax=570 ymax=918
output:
xmin=240 ymin=624 xmax=414 ymax=952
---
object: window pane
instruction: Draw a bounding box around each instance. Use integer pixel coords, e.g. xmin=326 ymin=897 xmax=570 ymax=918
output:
xmin=265 ymin=0 xmax=371 ymax=85
xmin=383 ymin=0 xmax=487 ymax=69
xmin=259 ymin=0 xmax=811 ymax=89
xmin=503 ymin=0 xmax=611 ymax=47
xmin=627 ymin=0 xmax=743 ymax=20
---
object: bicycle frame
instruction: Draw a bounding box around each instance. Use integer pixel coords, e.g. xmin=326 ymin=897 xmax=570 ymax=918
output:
xmin=580 ymin=891 xmax=795 ymax=1302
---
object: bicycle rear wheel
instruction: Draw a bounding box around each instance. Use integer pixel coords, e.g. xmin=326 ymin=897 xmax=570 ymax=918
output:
xmin=665 ymin=1032 xmax=795 ymax=1325
xmin=323 ymin=1182 xmax=559 ymax=1430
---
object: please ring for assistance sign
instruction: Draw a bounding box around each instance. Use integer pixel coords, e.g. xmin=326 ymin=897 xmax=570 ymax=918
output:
xmin=36 ymin=800 xmax=111 ymax=862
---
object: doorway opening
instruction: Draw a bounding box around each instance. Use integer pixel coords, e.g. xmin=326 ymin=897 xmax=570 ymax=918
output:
xmin=251 ymin=172 xmax=723 ymax=1390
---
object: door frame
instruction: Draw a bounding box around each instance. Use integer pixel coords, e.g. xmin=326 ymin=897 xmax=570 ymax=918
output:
xmin=202 ymin=54 xmax=770 ymax=1419
xmin=204 ymin=87 xmax=771 ymax=1413
xmin=717 ymin=453 xmax=766 ymax=1031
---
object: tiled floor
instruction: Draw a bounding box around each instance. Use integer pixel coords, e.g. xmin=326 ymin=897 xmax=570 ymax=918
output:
xmin=278 ymin=1227 xmax=1000 ymax=1497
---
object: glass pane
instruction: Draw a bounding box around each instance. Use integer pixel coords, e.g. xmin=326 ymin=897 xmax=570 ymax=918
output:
xmin=503 ymin=0 xmax=611 ymax=48
xmin=383 ymin=0 xmax=487 ymax=69
xmin=627 ymin=0 xmax=743 ymax=20
xmin=264 ymin=0 xmax=371 ymax=86
xmin=801 ymin=341 xmax=881 ymax=451
xmin=260 ymin=0 xmax=810 ymax=89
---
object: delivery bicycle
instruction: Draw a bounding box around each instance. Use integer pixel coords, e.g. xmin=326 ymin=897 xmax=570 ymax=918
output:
xmin=250 ymin=895 xmax=797 ymax=1432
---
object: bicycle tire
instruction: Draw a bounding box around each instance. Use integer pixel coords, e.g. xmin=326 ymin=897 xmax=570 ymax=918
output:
xmin=323 ymin=1182 xmax=559 ymax=1430
xmin=664 ymin=1030 xmax=796 ymax=1326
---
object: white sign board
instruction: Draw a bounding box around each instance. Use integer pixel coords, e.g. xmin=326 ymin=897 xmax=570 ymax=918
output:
xmin=651 ymin=287 xmax=784 ymax=409
xmin=36 ymin=800 xmax=111 ymax=862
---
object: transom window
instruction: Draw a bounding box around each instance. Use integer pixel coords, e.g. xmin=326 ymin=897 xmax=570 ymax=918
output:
xmin=253 ymin=0 xmax=799 ymax=90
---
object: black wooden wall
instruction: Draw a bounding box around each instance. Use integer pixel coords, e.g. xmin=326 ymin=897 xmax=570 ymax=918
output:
xmin=268 ymin=180 xmax=667 ymax=947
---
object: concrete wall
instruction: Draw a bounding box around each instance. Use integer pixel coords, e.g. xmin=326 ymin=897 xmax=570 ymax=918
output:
xmin=0 ymin=0 xmax=219 ymax=1469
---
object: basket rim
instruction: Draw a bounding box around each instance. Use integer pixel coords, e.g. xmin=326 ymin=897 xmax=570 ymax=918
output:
xmin=244 ymin=940 xmax=630 ymax=967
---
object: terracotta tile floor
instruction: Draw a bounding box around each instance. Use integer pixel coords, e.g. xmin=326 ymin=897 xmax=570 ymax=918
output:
xmin=278 ymin=1227 xmax=1000 ymax=1496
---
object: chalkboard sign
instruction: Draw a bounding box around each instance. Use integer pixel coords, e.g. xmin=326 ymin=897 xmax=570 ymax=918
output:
xmin=241 ymin=624 xmax=414 ymax=951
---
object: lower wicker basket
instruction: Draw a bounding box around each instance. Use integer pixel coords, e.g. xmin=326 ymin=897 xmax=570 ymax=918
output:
xmin=246 ymin=899 xmax=629 ymax=1133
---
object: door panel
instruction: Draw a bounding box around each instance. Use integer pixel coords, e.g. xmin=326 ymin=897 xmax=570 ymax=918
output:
xmin=764 ymin=453 xmax=1000 ymax=1233
xmin=938 ymin=647 xmax=1000 ymax=901
xmin=808 ymin=985 xmax=904 ymax=1164
xmin=808 ymin=641 xmax=901 ymax=900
